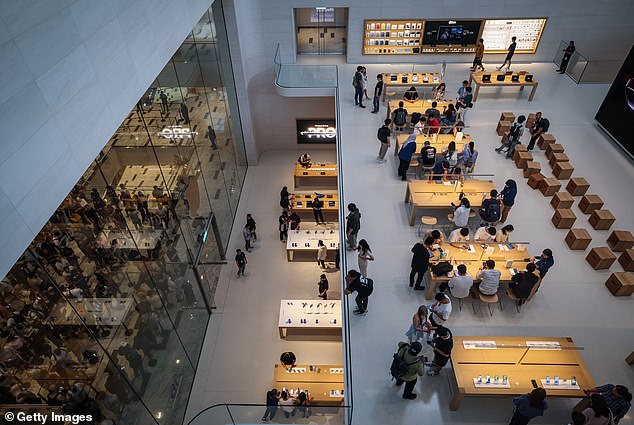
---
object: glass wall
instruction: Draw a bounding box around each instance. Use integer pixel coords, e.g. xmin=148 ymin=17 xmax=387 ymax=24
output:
xmin=0 ymin=5 xmax=246 ymax=425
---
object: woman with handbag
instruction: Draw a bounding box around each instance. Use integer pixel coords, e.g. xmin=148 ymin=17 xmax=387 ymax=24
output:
xmin=405 ymin=305 xmax=431 ymax=343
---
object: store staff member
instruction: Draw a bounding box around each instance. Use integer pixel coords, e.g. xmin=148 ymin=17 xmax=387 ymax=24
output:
xmin=298 ymin=153 xmax=312 ymax=168
xmin=280 ymin=352 xmax=297 ymax=371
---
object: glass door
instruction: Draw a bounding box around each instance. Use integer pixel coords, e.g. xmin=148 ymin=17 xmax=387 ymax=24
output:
xmin=295 ymin=8 xmax=348 ymax=55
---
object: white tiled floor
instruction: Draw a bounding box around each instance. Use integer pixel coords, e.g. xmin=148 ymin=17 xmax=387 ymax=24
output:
xmin=185 ymin=62 xmax=634 ymax=425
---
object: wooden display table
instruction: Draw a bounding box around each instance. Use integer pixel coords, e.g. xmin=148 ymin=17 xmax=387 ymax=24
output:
xmin=527 ymin=172 xmax=545 ymax=189
xmin=579 ymin=195 xmax=604 ymax=214
xmin=551 ymin=192 xmax=574 ymax=209
xmin=386 ymin=98 xmax=453 ymax=122
xmin=586 ymin=247 xmax=617 ymax=270
xmin=607 ymin=231 xmax=634 ymax=251
xmin=449 ymin=336 xmax=595 ymax=411
xmin=565 ymin=229 xmax=592 ymax=250
xmin=552 ymin=209 xmax=577 ymax=229
xmin=553 ymin=162 xmax=574 ymax=180
xmin=589 ymin=210 xmax=616 ymax=230
xmin=549 ymin=152 xmax=569 ymax=168
xmin=546 ymin=143 xmax=564 ymax=160
xmin=427 ymin=242 xmax=531 ymax=300
xmin=566 ymin=178 xmax=590 ymax=196
xmin=394 ymin=133 xmax=471 ymax=156
xmin=618 ymin=249 xmax=634 ymax=271
xmin=382 ymin=72 xmax=442 ymax=102
xmin=537 ymin=133 xmax=556 ymax=149
xmin=278 ymin=300 xmax=342 ymax=339
xmin=273 ymin=364 xmax=344 ymax=406
xmin=523 ymin=162 xmax=541 ymax=178
xmin=469 ymin=72 xmax=538 ymax=102
xmin=404 ymin=180 xmax=495 ymax=226
xmin=290 ymin=192 xmax=338 ymax=219
xmin=605 ymin=272 xmax=634 ymax=297
xmin=539 ymin=178 xmax=561 ymax=196
xmin=294 ymin=163 xmax=337 ymax=188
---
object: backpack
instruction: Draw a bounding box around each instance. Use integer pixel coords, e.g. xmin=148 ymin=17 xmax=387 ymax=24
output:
xmin=394 ymin=109 xmax=407 ymax=126
xmin=377 ymin=126 xmax=389 ymax=142
xmin=352 ymin=74 xmax=358 ymax=87
xmin=540 ymin=118 xmax=550 ymax=132
xmin=484 ymin=200 xmax=501 ymax=221
xmin=390 ymin=344 xmax=417 ymax=380
xmin=432 ymin=261 xmax=453 ymax=276
xmin=509 ymin=123 xmax=521 ymax=141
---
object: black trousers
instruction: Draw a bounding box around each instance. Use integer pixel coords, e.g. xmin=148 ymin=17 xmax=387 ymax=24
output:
xmin=560 ymin=55 xmax=571 ymax=73
xmin=410 ymin=268 xmax=426 ymax=287
xmin=509 ymin=410 xmax=532 ymax=425
xmin=355 ymin=294 xmax=368 ymax=312
xmin=313 ymin=210 xmax=324 ymax=223
xmin=398 ymin=159 xmax=411 ymax=180
xmin=372 ymin=95 xmax=380 ymax=112
xmin=396 ymin=378 xmax=417 ymax=396
xmin=279 ymin=229 xmax=287 ymax=241
xmin=527 ymin=134 xmax=540 ymax=150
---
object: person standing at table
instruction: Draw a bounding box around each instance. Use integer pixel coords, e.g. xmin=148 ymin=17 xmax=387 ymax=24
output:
xmin=455 ymin=87 xmax=473 ymax=123
xmin=345 ymin=203 xmax=361 ymax=250
xmin=427 ymin=325 xmax=453 ymax=376
xmin=531 ymin=249 xmax=554 ymax=279
xmin=557 ymin=41 xmax=576 ymax=74
xmin=235 ymin=249 xmax=247 ymax=277
xmin=278 ymin=211 xmax=289 ymax=242
xmin=353 ymin=66 xmax=365 ymax=107
xmin=289 ymin=211 xmax=301 ymax=232
xmin=527 ymin=112 xmax=550 ymax=151
xmin=457 ymin=80 xmax=469 ymax=101
xmin=479 ymin=189 xmax=501 ymax=225
xmin=317 ymin=240 xmax=327 ymax=269
xmin=159 ymin=90 xmax=169 ymax=114
xmin=397 ymin=133 xmax=417 ymax=181
xmin=280 ymin=351 xmax=297 ymax=370
xmin=582 ymin=394 xmax=615 ymax=425
xmin=312 ymin=196 xmax=324 ymax=224
xmin=356 ymin=239 xmax=374 ymax=277
xmin=179 ymin=102 xmax=190 ymax=124
xmin=345 ymin=269 xmax=373 ymax=315
xmin=371 ymin=74 xmax=383 ymax=114
xmin=410 ymin=236 xmax=434 ymax=290
xmin=280 ymin=186 xmax=291 ymax=212
xmin=405 ymin=306 xmax=430 ymax=343
xmin=470 ymin=39 xmax=485 ymax=72
xmin=261 ymin=389 xmax=280 ymax=422
xmin=509 ymin=388 xmax=548 ymax=425
xmin=497 ymin=36 xmax=517 ymax=71
xmin=376 ymin=119 xmax=392 ymax=163
xmin=318 ymin=274 xmax=329 ymax=300
xmin=500 ymin=179 xmax=518 ymax=225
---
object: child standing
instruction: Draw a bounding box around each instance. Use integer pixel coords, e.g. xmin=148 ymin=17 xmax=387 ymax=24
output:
xmin=235 ymin=249 xmax=247 ymax=277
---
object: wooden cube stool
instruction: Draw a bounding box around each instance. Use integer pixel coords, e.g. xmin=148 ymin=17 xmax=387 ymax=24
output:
xmin=589 ymin=209 xmax=616 ymax=230
xmin=607 ymin=231 xmax=634 ymax=252
xmin=545 ymin=143 xmax=564 ymax=160
xmin=515 ymin=151 xmax=533 ymax=169
xmin=539 ymin=177 xmax=561 ymax=196
xmin=497 ymin=120 xmax=512 ymax=136
xmin=579 ymin=194 xmax=604 ymax=214
xmin=586 ymin=247 xmax=617 ymax=270
xmin=523 ymin=162 xmax=541 ymax=178
xmin=551 ymin=192 xmax=574 ymax=209
xmin=549 ymin=152 xmax=569 ymax=168
xmin=618 ymin=249 xmax=634 ymax=271
xmin=553 ymin=162 xmax=574 ymax=180
xmin=537 ymin=133 xmax=556 ymax=150
xmin=525 ymin=113 xmax=536 ymax=128
xmin=527 ymin=172 xmax=545 ymax=189
xmin=500 ymin=112 xmax=515 ymax=123
xmin=552 ymin=209 xmax=577 ymax=229
xmin=605 ymin=272 xmax=634 ymax=296
xmin=566 ymin=177 xmax=590 ymax=196
xmin=565 ymin=228 xmax=592 ymax=250
xmin=512 ymin=144 xmax=527 ymax=161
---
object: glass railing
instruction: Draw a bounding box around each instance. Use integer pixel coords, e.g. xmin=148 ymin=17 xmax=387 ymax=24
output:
xmin=553 ymin=40 xmax=589 ymax=83
xmin=188 ymin=404 xmax=352 ymax=424
xmin=274 ymin=44 xmax=338 ymax=88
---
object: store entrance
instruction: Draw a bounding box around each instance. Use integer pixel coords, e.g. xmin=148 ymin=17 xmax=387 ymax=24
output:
xmin=295 ymin=7 xmax=348 ymax=55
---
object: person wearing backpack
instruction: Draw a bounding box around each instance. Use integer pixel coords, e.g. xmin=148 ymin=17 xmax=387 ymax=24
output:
xmin=376 ymin=119 xmax=392 ymax=162
xmin=397 ymin=133 xmax=417 ymax=181
xmin=353 ymin=66 xmax=365 ymax=108
xmin=479 ymin=189 xmax=501 ymax=224
xmin=391 ymin=341 xmax=425 ymax=399
xmin=496 ymin=115 xmax=526 ymax=158
xmin=499 ymin=179 xmax=518 ymax=223
xmin=344 ymin=269 xmax=373 ymax=315
xmin=527 ymin=112 xmax=550 ymax=150
xmin=391 ymin=101 xmax=408 ymax=132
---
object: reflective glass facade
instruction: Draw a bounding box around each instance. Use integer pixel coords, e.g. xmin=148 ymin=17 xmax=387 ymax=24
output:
xmin=0 ymin=4 xmax=245 ymax=425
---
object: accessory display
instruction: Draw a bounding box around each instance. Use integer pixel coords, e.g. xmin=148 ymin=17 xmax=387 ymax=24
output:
xmin=496 ymin=74 xmax=506 ymax=81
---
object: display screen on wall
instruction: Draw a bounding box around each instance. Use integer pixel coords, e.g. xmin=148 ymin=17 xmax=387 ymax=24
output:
xmin=482 ymin=18 xmax=547 ymax=54
xmin=595 ymin=44 xmax=634 ymax=157
xmin=422 ymin=20 xmax=482 ymax=46
xmin=297 ymin=119 xmax=336 ymax=144
xmin=363 ymin=20 xmax=424 ymax=55
xmin=310 ymin=7 xmax=334 ymax=23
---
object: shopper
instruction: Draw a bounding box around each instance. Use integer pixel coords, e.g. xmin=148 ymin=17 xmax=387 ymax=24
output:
xmin=430 ymin=160 xmax=450 ymax=181
xmin=179 ymin=102 xmax=190 ymax=124
xmin=361 ymin=66 xmax=369 ymax=100
xmin=207 ymin=125 xmax=218 ymax=149
xmin=318 ymin=274 xmax=329 ymax=300
xmin=312 ymin=196 xmax=325 ymax=224
xmin=499 ymin=179 xmax=518 ymax=223
xmin=442 ymin=141 xmax=459 ymax=168
xmin=235 ymin=249 xmax=247 ymax=277
xmin=246 ymin=213 xmax=257 ymax=241
xmin=392 ymin=101 xmax=408 ymax=132
xmin=474 ymin=225 xmax=497 ymax=243
xmin=433 ymin=82 xmax=446 ymax=100
xmin=335 ymin=248 xmax=340 ymax=270
xmin=403 ymin=86 xmax=419 ymax=103
xmin=288 ymin=211 xmax=301 ymax=231
xmin=557 ymin=41 xmax=576 ymax=74
xmin=376 ymin=119 xmax=392 ymax=162
xmin=405 ymin=306 xmax=430 ymax=343
xmin=496 ymin=116 xmax=525 ymax=158
xmin=279 ymin=391 xmax=297 ymax=418
xmin=421 ymin=140 xmax=437 ymax=174
xmin=296 ymin=391 xmax=310 ymax=418
xmin=582 ymin=384 xmax=631 ymax=423
xmin=424 ymin=229 xmax=445 ymax=246
xmin=357 ymin=239 xmax=375 ymax=277
xmin=410 ymin=236 xmax=434 ymax=290
xmin=448 ymin=227 xmax=470 ymax=244
xmin=280 ymin=351 xmax=297 ymax=370
xmin=455 ymin=87 xmax=474 ymax=123
xmin=476 ymin=260 xmax=501 ymax=295
xmin=429 ymin=293 xmax=452 ymax=328
xmin=242 ymin=225 xmax=253 ymax=252
xmin=479 ymin=189 xmax=501 ymax=224
xmin=261 ymin=389 xmax=280 ymax=422
xmin=570 ymin=411 xmax=587 ymax=425
xmin=353 ymin=66 xmax=365 ymax=107
xmin=457 ymin=80 xmax=469 ymax=101
xmin=371 ymin=74 xmax=383 ymax=114
xmin=497 ymin=36 xmax=517 ymax=71
xmin=159 ymin=90 xmax=169 ymax=113
xmin=298 ymin=153 xmax=312 ymax=167
xmin=442 ymin=264 xmax=473 ymax=299
xmin=345 ymin=203 xmax=361 ymax=250
xmin=392 ymin=341 xmax=425 ymax=399
xmin=316 ymin=240 xmax=328 ymax=269
xmin=397 ymin=133 xmax=417 ymax=181
xmin=531 ymin=249 xmax=554 ymax=279
xmin=427 ymin=112 xmax=441 ymax=134
xmin=278 ymin=211 xmax=289 ymax=242
xmin=344 ymin=269 xmax=373 ymax=315
xmin=440 ymin=104 xmax=457 ymax=133
xmin=280 ymin=186 xmax=291 ymax=212
xmin=527 ymin=112 xmax=550 ymax=151
xmin=495 ymin=225 xmax=514 ymax=243
xmin=582 ymin=394 xmax=616 ymax=425
xmin=471 ymin=39 xmax=485 ymax=71
xmin=425 ymin=101 xmax=441 ymax=120
xmin=428 ymin=326 xmax=453 ymax=376
xmin=509 ymin=263 xmax=539 ymax=304
xmin=509 ymin=389 xmax=548 ymax=425
xmin=451 ymin=198 xmax=471 ymax=228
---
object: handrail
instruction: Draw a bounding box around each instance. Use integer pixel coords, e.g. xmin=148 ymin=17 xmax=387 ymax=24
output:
xmin=274 ymin=43 xmax=338 ymax=89
xmin=187 ymin=403 xmax=352 ymax=424
xmin=553 ymin=40 xmax=588 ymax=84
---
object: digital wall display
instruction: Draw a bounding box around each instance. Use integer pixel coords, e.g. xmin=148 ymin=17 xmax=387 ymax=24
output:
xmin=595 ymin=44 xmax=634 ymax=158
xmin=482 ymin=18 xmax=547 ymax=54
xmin=310 ymin=7 xmax=334 ymax=23
xmin=297 ymin=119 xmax=336 ymax=144
xmin=422 ymin=20 xmax=482 ymax=46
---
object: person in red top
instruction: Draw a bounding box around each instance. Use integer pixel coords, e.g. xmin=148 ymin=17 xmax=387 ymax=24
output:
xmin=427 ymin=113 xmax=440 ymax=134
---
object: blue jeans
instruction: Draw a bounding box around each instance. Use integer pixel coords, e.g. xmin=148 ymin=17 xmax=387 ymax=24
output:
xmin=354 ymin=86 xmax=364 ymax=105
xmin=372 ymin=95 xmax=380 ymax=112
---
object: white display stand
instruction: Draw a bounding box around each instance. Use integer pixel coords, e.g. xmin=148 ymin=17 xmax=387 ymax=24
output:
xmin=473 ymin=378 xmax=511 ymax=388
xmin=286 ymin=225 xmax=339 ymax=261
xmin=463 ymin=340 xmax=497 ymax=349
xmin=50 ymin=298 xmax=133 ymax=326
xmin=278 ymin=299 xmax=342 ymax=339
xmin=526 ymin=341 xmax=562 ymax=350
xmin=540 ymin=379 xmax=580 ymax=390
xmin=97 ymin=229 xmax=162 ymax=254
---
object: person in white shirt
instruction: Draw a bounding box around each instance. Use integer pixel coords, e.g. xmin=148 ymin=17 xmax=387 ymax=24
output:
xmin=279 ymin=391 xmax=297 ymax=418
xmin=414 ymin=116 xmax=427 ymax=135
xmin=476 ymin=260 xmax=501 ymax=295
xmin=495 ymin=224 xmax=514 ymax=243
xmin=429 ymin=293 xmax=452 ymax=329
xmin=451 ymin=197 xmax=471 ymax=228
xmin=474 ymin=226 xmax=496 ymax=243
xmin=442 ymin=264 xmax=473 ymax=298
xmin=448 ymin=227 xmax=470 ymax=243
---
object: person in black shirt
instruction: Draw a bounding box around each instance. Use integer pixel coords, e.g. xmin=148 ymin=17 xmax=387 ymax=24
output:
xmin=312 ymin=196 xmax=325 ymax=224
xmin=280 ymin=186 xmax=291 ymax=212
xmin=557 ymin=41 xmax=575 ymax=74
xmin=279 ymin=211 xmax=289 ymax=242
xmin=403 ymin=86 xmax=419 ymax=103
xmin=392 ymin=101 xmax=408 ymax=132
xmin=261 ymin=389 xmax=280 ymax=421
xmin=345 ymin=269 xmax=373 ymax=315
xmin=354 ymin=66 xmax=365 ymax=107
xmin=371 ymin=74 xmax=383 ymax=114
xmin=318 ymin=274 xmax=329 ymax=300
xmin=235 ymin=249 xmax=247 ymax=277
xmin=377 ymin=119 xmax=392 ymax=162
xmin=425 ymin=101 xmax=441 ymax=120
xmin=509 ymin=263 xmax=539 ymax=304
xmin=527 ymin=112 xmax=550 ymax=151
xmin=410 ymin=236 xmax=434 ymax=290
xmin=421 ymin=141 xmax=437 ymax=177
xmin=428 ymin=326 xmax=453 ymax=376
xmin=497 ymin=36 xmax=517 ymax=71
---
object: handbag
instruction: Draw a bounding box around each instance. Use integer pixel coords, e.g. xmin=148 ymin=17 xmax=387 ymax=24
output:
xmin=432 ymin=261 xmax=453 ymax=276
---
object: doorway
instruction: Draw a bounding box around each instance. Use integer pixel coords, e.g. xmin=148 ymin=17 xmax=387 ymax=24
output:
xmin=295 ymin=7 xmax=348 ymax=55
